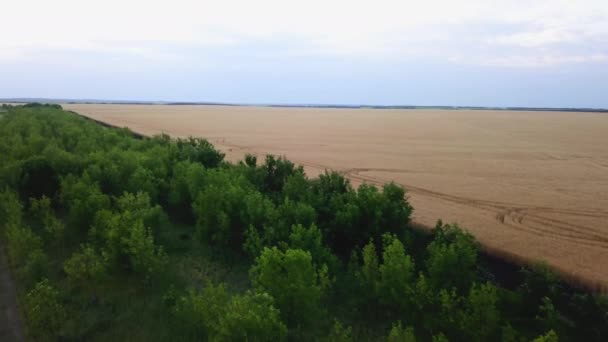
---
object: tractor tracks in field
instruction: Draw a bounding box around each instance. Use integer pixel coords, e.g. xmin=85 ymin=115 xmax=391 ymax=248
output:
xmin=194 ymin=136 xmax=608 ymax=251
xmin=339 ymin=167 xmax=608 ymax=250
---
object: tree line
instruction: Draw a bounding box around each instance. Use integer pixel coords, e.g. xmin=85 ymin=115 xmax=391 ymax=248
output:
xmin=0 ymin=104 xmax=606 ymax=341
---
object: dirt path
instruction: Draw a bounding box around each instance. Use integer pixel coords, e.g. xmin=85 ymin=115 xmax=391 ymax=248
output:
xmin=0 ymin=243 xmax=24 ymax=341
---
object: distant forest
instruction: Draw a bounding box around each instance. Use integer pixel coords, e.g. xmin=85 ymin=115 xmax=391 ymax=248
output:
xmin=0 ymin=103 xmax=607 ymax=341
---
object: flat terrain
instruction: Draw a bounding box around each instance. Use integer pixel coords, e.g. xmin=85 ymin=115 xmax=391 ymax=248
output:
xmin=65 ymin=104 xmax=608 ymax=289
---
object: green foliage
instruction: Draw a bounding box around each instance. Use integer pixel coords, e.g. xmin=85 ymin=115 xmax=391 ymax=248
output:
xmin=193 ymin=171 xmax=267 ymax=249
xmin=20 ymin=248 xmax=50 ymax=286
xmin=1 ymin=106 xmax=603 ymax=342
xmin=60 ymin=175 xmax=110 ymax=234
xmin=387 ymin=322 xmax=416 ymax=342
xmin=426 ymin=223 xmax=478 ymax=292
xmin=168 ymin=160 xmax=205 ymax=222
xmin=377 ymin=235 xmax=415 ymax=311
xmin=288 ymin=223 xmax=336 ymax=269
xmin=215 ymin=291 xmax=287 ymax=341
xmin=313 ymin=175 xmax=413 ymax=258
xmin=29 ymin=196 xmax=65 ymax=242
xmin=360 ymin=241 xmax=380 ymax=294
xmin=244 ymin=153 xmax=257 ymax=167
xmin=0 ymin=189 xmax=23 ymax=229
xmin=326 ymin=320 xmax=353 ymax=342
xmin=91 ymin=193 xmax=167 ymax=277
xmin=260 ymin=154 xmax=301 ymax=196
xmin=173 ymin=284 xmax=286 ymax=341
xmin=64 ymin=244 xmax=108 ymax=289
xmin=24 ymin=279 xmax=66 ymax=340
xmin=125 ymin=220 xmax=168 ymax=275
xmin=173 ymin=283 xmax=231 ymax=338
xmin=532 ymin=330 xmax=559 ymax=342
xmin=250 ymin=247 xmax=329 ymax=329
xmin=175 ymin=137 xmax=224 ymax=168
xmin=460 ymin=282 xmax=501 ymax=341
xmin=5 ymin=223 xmax=42 ymax=265
xmin=432 ymin=333 xmax=450 ymax=342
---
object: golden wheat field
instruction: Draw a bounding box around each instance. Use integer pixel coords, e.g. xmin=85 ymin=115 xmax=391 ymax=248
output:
xmin=64 ymin=103 xmax=608 ymax=289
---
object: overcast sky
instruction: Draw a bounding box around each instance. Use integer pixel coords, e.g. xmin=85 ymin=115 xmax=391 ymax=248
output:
xmin=1 ymin=0 xmax=607 ymax=107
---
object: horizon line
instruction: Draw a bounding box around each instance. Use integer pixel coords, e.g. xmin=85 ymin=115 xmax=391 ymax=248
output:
xmin=2 ymin=97 xmax=608 ymax=113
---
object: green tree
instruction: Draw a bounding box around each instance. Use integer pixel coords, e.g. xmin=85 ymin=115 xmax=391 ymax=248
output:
xmin=250 ymin=247 xmax=329 ymax=329
xmin=377 ymin=236 xmax=415 ymax=312
xmin=387 ymin=322 xmax=416 ymax=342
xmin=289 ymin=223 xmax=336 ymax=270
xmin=215 ymin=291 xmax=287 ymax=342
xmin=59 ymin=175 xmax=110 ymax=234
xmin=93 ymin=200 xmax=167 ymax=278
xmin=24 ymin=279 xmax=66 ymax=341
xmin=359 ymin=240 xmax=380 ymax=296
xmin=64 ymin=244 xmax=108 ymax=291
xmin=29 ymin=196 xmax=64 ymax=243
xmin=532 ymin=330 xmax=559 ymax=342
xmin=0 ymin=189 xmax=22 ymax=229
xmin=325 ymin=320 xmax=353 ymax=342
xmin=460 ymin=282 xmax=501 ymax=341
xmin=5 ymin=223 xmax=42 ymax=265
xmin=426 ymin=223 xmax=478 ymax=292
xmin=173 ymin=283 xmax=231 ymax=339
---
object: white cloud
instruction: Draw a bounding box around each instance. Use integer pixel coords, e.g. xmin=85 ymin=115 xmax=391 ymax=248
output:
xmin=479 ymin=54 xmax=608 ymax=68
xmin=0 ymin=0 xmax=607 ymax=67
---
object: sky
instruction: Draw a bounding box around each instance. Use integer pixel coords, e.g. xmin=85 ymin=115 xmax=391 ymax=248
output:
xmin=1 ymin=0 xmax=607 ymax=108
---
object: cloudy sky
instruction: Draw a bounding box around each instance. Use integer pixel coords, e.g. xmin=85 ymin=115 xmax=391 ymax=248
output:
xmin=1 ymin=0 xmax=607 ymax=107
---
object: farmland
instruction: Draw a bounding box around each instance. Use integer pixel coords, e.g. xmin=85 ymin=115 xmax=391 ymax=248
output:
xmin=2 ymin=104 xmax=607 ymax=340
xmin=65 ymin=103 xmax=608 ymax=289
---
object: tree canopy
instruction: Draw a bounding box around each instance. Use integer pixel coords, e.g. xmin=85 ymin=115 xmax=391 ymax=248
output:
xmin=0 ymin=104 xmax=605 ymax=341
